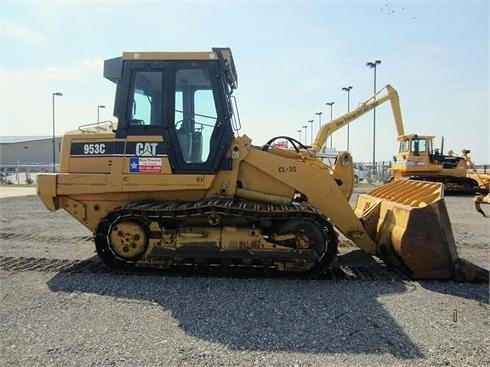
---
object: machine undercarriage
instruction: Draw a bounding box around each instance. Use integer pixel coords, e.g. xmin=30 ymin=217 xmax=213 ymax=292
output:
xmin=95 ymin=198 xmax=338 ymax=275
xmin=406 ymin=175 xmax=482 ymax=195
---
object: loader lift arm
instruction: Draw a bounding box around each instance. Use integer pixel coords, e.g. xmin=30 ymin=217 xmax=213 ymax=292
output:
xmin=311 ymin=84 xmax=405 ymax=152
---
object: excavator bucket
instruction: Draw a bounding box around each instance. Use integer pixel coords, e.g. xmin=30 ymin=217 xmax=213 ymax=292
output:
xmin=355 ymin=180 xmax=488 ymax=282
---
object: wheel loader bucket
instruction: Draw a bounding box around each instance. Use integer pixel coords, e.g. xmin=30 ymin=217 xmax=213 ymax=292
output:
xmin=355 ymin=180 xmax=488 ymax=282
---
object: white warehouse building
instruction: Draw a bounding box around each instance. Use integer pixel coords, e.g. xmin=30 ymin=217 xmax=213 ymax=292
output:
xmin=0 ymin=136 xmax=63 ymax=167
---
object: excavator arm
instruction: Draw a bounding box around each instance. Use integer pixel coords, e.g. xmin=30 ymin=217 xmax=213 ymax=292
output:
xmin=311 ymin=84 xmax=405 ymax=152
xmin=475 ymin=193 xmax=490 ymax=217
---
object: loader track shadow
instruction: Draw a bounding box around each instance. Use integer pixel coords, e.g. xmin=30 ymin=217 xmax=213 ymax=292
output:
xmin=0 ymin=232 xmax=93 ymax=244
xmin=0 ymin=255 xmax=410 ymax=281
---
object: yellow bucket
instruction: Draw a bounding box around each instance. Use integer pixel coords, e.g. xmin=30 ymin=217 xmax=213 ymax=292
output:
xmin=355 ymin=180 xmax=488 ymax=281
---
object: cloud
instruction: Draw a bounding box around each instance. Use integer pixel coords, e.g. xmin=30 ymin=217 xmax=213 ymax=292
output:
xmin=0 ymin=20 xmax=46 ymax=48
xmin=0 ymin=57 xmax=111 ymax=136
xmin=0 ymin=57 xmax=104 ymax=83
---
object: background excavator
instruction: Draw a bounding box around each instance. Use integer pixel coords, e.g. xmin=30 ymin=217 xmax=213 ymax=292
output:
xmin=310 ymin=84 xmax=404 ymax=153
xmin=307 ymin=84 xmax=488 ymax=195
xmin=475 ymin=193 xmax=490 ymax=217
xmin=390 ymin=136 xmax=489 ymax=195
xmin=37 ymin=48 xmax=487 ymax=281
xmin=308 ymin=84 xmax=402 ymax=184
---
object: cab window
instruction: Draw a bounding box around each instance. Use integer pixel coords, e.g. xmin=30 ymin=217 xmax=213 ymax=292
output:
xmin=411 ymin=139 xmax=426 ymax=155
xmin=174 ymin=68 xmax=217 ymax=163
xmin=399 ymin=140 xmax=409 ymax=152
xmin=129 ymin=71 xmax=163 ymax=126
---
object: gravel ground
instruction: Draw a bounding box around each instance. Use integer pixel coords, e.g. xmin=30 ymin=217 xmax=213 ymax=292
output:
xmin=0 ymin=189 xmax=489 ymax=367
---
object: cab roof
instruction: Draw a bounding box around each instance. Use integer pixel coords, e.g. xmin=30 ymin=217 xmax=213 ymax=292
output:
xmin=397 ymin=134 xmax=435 ymax=141
xmin=122 ymin=51 xmax=224 ymax=61
xmin=105 ymin=48 xmax=237 ymax=89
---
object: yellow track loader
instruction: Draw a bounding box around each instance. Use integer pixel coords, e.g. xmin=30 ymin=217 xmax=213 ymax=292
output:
xmin=37 ymin=48 xmax=487 ymax=281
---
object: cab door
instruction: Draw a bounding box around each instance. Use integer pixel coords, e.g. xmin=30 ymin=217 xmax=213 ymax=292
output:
xmin=166 ymin=61 xmax=233 ymax=174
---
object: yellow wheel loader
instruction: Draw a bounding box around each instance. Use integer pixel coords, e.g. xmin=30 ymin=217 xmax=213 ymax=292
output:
xmin=37 ymin=48 xmax=487 ymax=281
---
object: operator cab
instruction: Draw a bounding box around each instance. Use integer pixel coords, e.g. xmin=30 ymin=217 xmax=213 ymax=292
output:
xmin=398 ymin=134 xmax=432 ymax=157
xmin=103 ymin=48 xmax=238 ymax=174
xmin=397 ymin=134 xmax=462 ymax=168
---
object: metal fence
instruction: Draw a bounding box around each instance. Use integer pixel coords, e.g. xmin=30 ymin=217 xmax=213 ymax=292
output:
xmin=0 ymin=165 xmax=57 ymax=185
xmin=356 ymin=161 xmax=489 ymax=184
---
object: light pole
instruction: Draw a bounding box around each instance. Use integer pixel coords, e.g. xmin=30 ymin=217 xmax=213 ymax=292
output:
xmin=308 ymin=119 xmax=314 ymax=145
xmin=52 ymin=92 xmax=63 ymax=173
xmin=315 ymin=112 xmax=323 ymax=150
xmin=315 ymin=112 xmax=322 ymax=130
xmin=97 ymin=105 xmax=106 ymax=124
xmin=297 ymin=129 xmax=302 ymax=142
xmin=325 ymin=102 xmax=334 ymax=148
xmin=342 ymin=86 xmax=353 ymax=151
xmin=302 ymin=125 xmax=308 ymax=145
xmin=366 ymin=60 xmax=381 ymax=176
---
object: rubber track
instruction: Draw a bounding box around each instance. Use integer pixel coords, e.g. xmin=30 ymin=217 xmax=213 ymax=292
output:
xmin=0 ymin=255 xmax=410 ymax=281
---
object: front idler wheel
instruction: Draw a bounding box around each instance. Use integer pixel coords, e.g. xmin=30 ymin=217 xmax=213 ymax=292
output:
xmin=96 ymin=214 xmax=149 ymax=269
xmin=277 ymin=219 xmax=337 ymax=274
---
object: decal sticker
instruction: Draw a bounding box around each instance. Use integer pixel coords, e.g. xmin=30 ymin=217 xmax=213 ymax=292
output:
xmin=135 ymin=142 xmax=158 ymax=156
xmin=278 ymin=166 xmax=297 ymax=173
xmin=130 ymin=157 xmax=162 ymax=173
xmin=397 ymin=161 xmax=426 ymax=166
xmin=71 ymin=141 xmax=168 ymax=159
xmin=126 ymin=142 xmax=166 ymax=157
xmin=70 ymin=141 xmax=125 ymax=156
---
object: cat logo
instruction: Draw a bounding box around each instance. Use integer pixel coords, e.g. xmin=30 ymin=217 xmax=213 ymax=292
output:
xmin=135 ymin=142 xmax=158 ymax=156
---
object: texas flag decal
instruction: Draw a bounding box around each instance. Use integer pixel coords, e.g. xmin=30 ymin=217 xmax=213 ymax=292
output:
xmin=129 ymin=157 xmax=161 ymax=173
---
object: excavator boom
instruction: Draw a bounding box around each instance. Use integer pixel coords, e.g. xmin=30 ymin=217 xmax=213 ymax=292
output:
xmin=311 ymin=85 xmax=404 ymax=152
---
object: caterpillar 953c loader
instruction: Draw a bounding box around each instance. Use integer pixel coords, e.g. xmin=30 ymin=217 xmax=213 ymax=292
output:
xmin=37 ymin=48 xmax=487 ymax=281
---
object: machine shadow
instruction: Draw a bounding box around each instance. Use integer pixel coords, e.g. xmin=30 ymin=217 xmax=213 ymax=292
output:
xmin=418 ymin=280 xmax=489 ymax=303
xmin=47 ymin=264 xmax=423 ymax=359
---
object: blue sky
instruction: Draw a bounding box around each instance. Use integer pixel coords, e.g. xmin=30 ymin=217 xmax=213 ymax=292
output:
xmin=0 ymin=0 xmax=488 ymax=163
